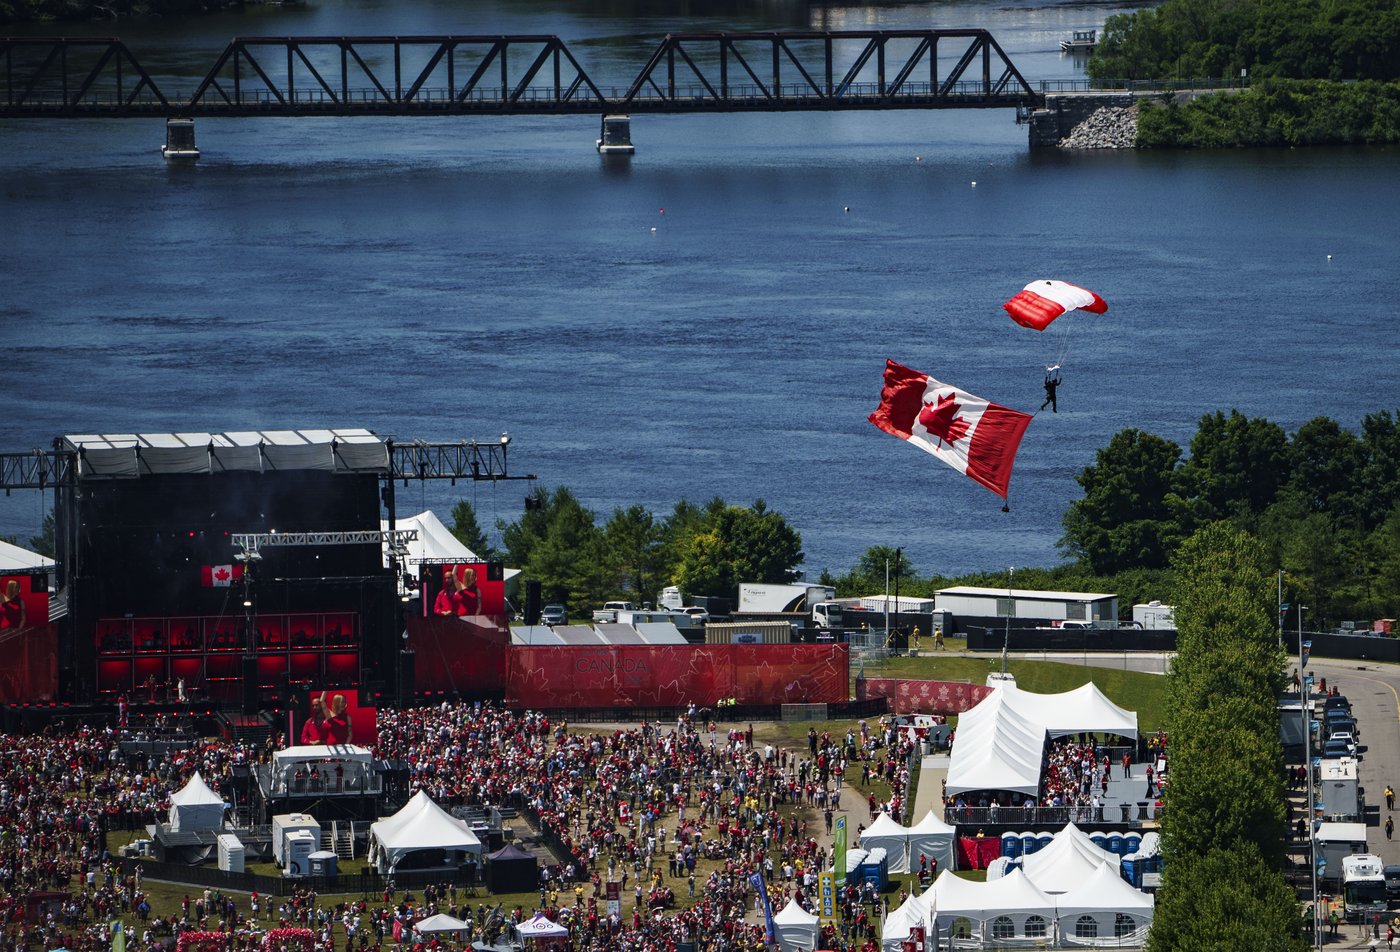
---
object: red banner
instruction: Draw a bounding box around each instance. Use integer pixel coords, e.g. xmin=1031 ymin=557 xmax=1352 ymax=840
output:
xmin=858 ymin=678 xmax=992 ymax=715
xmin=506 ymin=644 xmax=849 ymax=708
xmin=406 ymin=613 xmax=509 ymax=694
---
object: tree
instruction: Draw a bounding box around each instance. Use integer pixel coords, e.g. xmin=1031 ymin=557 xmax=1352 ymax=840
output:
xmin=1176 ymin=410 xmax=1289 ymax=526
xmin=1061 ymin=429 xmax=1184 ymax=574
xmin=29 ymin=513 xmax=54 ymax=558
xmin=604 ymin=505 xmax=667 ymax=604
xmin=448 ymin=500 xmax=494 ymax=559
xmin=673 ymin=501 xmax=803 ymax=599
xmin=1147 ymin=841 xmax=1305 ymax=952
xmin=1286 ymin=416 xmax=1364 ymax=523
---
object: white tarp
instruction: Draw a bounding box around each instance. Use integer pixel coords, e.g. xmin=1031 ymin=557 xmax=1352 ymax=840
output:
xmin=369 ymin=791 xmax=483 ymax=873
xmin=945 ymin=683 xmax=1139 ymax=796
xmin=772 ymin=899 xmax=820 ymax=952
xmin=1020 ymin=824 xmax=1121 ymax=894
xmin=413 ymin=914 xmax=472 ymax=935
xmin=0 ymin=539 xmax=53 ymax=572
xmin=168 ymin=771 xmax=226 ymax=832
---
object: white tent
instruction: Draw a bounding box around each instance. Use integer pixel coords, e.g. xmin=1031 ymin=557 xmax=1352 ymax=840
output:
xmin=880 ymin=894 xmax=929 ymax=952
xmin=858 ymin=813 xmax=913 ymax=872
xmin=369 ymin=790 xmax=483 ymax=873
xmin=772 ymin=899 xmax=820 ymax=952
xmin=413 ymin=913 xmax=472 ymax=936
xmin=945 ymin=683 xmax=1138 ymax=796
xmin=907 ymin=809 xmax=957 ymax=874
xmin=380 ymin=510 xmax=521 ymax=581
xmin=168 ymin=772 xmax=227 ymax=832
xmin=1021 ymin=825 xmax=1121 ymax=894
xmin=945 ymin=689 xmax=1045 ymax=795
xmin=516 ymin=913 xmax=569 ymax=940
xmin=0 ymin=539 xmax=53 ymax=573
xmin=922 ymin=868 xmax=1058 ymax=944
xmin=1055 ymin=862 xmax=1154 ymax=945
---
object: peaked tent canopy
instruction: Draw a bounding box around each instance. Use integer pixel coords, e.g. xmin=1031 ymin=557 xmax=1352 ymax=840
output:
xmin=858 ymin=812 xmax=915 ymax=873
xmin=921 ymin=867 xmax=1057 ymax=920
xmin=413 ymin=914 xmax=471 ymax=935
xmin=1020 ymin=824 xmax=1121 ymax=894
xmin=369 ymin=791 xmax=483 ymax=873
xmin=517 ymin=914 xmax=569 ymax=939
xmin=168 ymin=772 xmax=227 ymax=832
xmin=880 ymin=894 xmax=929 ymax=952
xmin=1054 ymin=861 xmax=1155 ymax=917
xmin=772 ymin=899 xmax=820 ymax=952
xmin=380 ymin=510 xmax=521 ymax=582
xmin=0 ymin=539 xmax=53 ymax=573
xmin=486 ymin=843 xmax=539 ymax=894
xmin=907 ymin=809 xmax=957 ymax=874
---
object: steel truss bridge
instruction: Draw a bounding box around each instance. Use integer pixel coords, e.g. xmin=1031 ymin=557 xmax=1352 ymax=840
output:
xmin=0 ymin=30 xmax=1041 ymax=119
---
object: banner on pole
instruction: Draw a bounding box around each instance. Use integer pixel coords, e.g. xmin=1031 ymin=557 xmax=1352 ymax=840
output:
xmin=834 ymin=815 xmax=848 ymax=886
xmin=819 ymin=871 xmax=836 ymax=926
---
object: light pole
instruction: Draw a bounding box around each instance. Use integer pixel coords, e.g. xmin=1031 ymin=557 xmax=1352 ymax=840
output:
xmin=1299 ymin=605 xmax=1321 ymax=950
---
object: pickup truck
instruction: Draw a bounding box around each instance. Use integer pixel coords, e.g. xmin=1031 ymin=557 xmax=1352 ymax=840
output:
xmin=593 ymin=601 xmax=635 ymax=623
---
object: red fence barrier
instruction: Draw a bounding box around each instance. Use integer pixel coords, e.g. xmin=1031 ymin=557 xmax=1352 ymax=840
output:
xmin=506 ymin=644 xmax=849 ymax=709
xmin=858 ymin=678 xmax=991 ymax=715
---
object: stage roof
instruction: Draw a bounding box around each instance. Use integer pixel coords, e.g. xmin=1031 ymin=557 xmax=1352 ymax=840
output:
xmin=62 ymin=429 xmax=388 ymax=477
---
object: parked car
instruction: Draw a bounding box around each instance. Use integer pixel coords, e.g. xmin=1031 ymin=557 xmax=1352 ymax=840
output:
xmin=682 ymin=606 xmax=710 ymax=625
xmin=1384 ymin=865 xmax=1400 ymax=901
xmin=541 ymin=604 xmax=568 ymax=625
xmin=1326 ymin=715 xmax=1358 ymax=740
xmin=1323 ymin=735 xmax=1357 ymax=759
xmin=1324 ymin=695 xmax=1352 ymax=715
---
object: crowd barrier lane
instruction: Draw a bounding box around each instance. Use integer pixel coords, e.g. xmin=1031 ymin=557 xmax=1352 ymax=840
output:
xmin=110 ymin=855 xmax=480 ymax=898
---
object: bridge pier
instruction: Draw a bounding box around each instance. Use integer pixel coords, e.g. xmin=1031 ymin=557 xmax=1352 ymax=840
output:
xmin=1027 ymin=92 xmax=1137 ymax=147
xmin=161 ymin=117 xmax=200 ymax=162
xmin=596 ymin=115 xmax=635 ymax=155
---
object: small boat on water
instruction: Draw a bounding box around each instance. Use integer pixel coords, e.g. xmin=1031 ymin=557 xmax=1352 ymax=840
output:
xmin=1060 ymin=29 xmax=1097 ymax=54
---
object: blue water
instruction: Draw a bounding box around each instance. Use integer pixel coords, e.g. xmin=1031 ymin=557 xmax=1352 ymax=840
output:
xmin=3 ymin=1 xmax=1399 ymax=579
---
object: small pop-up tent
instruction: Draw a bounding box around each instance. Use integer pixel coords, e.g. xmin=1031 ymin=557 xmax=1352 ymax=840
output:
xmin=369 ymin=790 xmax=483 ymax=873
xmin=772 ymin=898 xmax=820 ymax=952
xmin=413 ymin=913 xmax=471 ymax=939
xmin=486 ymin=843 xmax=539 ymax=894
xmin=168 ymin=772 xmax=227 ymax=832
xmin=516 ymin=913 xmax=569 ymax=943
xmin=907 ymin=809 xmax=957 ymax=873
xmin=858 ymin=813 xmax=913 ymax=872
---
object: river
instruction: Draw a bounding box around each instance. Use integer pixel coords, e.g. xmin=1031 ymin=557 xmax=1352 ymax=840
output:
xmin=2 ymin=0 xmax=1398 ymax=580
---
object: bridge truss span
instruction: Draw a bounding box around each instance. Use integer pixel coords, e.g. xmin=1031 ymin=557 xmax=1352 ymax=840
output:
xmin=0 ymin=30 xmax=1042 ymax=118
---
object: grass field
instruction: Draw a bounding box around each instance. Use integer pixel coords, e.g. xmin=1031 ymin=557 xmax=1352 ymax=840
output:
xmin=874 ymin=654 xmax=1167 ymax=732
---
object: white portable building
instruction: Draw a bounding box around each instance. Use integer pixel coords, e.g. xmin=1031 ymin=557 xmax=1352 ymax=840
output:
xmin=935 ymin=586 xmax=1118 ymax=624
xmin=1319 ymin=758 xmax=1361 ymax=821
xmin=272 ymin=813 xmax=322 ymax=866
xmin=284 ymin=830 xmax=317 ymax=876
xmin=1316 ymin=822 xmax=1368 ymax=877
xmin=216 ymin=833 xmax=245 ymax=873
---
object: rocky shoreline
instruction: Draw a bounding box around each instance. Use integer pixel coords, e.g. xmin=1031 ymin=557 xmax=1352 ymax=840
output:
xmin=1059 ymin=105 xmax=1139 ymax=149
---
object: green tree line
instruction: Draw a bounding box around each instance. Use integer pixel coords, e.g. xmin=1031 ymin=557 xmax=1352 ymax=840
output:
xmin=1088 ymin=0 xmax=1400 ymax=84
xmin=1147 ymin=523 xmax=1304 ymax=950
xmin=1060 ymin=409 xmax=1400 ymax=628
xmin=1137 ymin=79 xmax=1400 ymax=148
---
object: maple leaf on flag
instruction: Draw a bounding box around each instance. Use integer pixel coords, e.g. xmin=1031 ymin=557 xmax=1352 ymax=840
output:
xmin=918 ymin=391 xmax=970 ymax=446
xmin=214 ymin=567 xmax=230 ymax=582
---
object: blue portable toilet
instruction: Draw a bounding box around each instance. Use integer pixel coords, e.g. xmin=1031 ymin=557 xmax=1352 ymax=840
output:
xmin=1088 ymin=832 xmax=1110 ymax=850
xmin=1035 ymin=832 xmax=1054 ymax=852
xmin=1124 ymin=832 xmax=1143 ymax=854
xmin=1021 ymin=832 xmax=1039 ymax=855
xmin=1106 ymin=833 xmax=1125 ymax=855
xmin=1001 ymin=832 xmax=1023 ymax=859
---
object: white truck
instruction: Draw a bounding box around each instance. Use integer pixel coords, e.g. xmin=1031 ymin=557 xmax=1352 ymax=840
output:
xmin=1132 ymin=601 xmax=1176 ymax=630
xmin=592 ymin=601 xmax=635 ymax=623
xmin=737 ymin=583 xmax=845 ymax=628
xmin=1342 ymin=854 xmax=1388 ymax=923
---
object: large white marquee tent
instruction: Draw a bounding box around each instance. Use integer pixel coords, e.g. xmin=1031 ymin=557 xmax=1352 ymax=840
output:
xmin=369 ymin=791 xmax=484 ymax=873
xmin=167 ymin=772 xmax=227 ymax=832
xmin=946 ymin=683 xmax=1138 ymax=796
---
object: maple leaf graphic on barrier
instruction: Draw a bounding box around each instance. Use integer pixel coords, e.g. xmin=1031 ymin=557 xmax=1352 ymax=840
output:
xmin=918 ymin=391 xmax=970 ymax=447
xmin=214 ymin=567 xmax=231 ymax=583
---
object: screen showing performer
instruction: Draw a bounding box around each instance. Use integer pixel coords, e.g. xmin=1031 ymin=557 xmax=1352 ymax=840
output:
xmin=0 ymin=574 xmax=45 ymax=634
xmin=295 ymin=689 xmax=376 ymax=746
xmin=430 ymin=563 xmax=505 ymax=618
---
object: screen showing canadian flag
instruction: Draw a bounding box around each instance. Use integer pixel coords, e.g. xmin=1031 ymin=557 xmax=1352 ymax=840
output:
xmin=200 ymin=564 xmax=245 ymax=587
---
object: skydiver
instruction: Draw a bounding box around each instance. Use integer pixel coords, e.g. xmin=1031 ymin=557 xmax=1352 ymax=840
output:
xmin=1040 ymin=367 xmax=1061 ymax=413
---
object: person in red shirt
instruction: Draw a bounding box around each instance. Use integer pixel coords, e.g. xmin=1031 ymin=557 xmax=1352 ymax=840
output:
xmin=324 ymin=692 xmax=353 ymax=744
xmin=301 ymin=695 xmax=330 ymax=744
xmin=0 ymin=580 xmax=25 ymax=630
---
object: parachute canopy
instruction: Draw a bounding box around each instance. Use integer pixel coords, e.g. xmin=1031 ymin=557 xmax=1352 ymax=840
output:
xmin=1003 ymin=280 xmax=1107 ymax=332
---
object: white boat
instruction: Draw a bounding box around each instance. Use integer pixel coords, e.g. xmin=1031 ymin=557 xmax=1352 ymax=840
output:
xmin=1060 ymin=29 xmax=1097 ymax=54
xmin=161 ymin=117 xmax=200 ymax=162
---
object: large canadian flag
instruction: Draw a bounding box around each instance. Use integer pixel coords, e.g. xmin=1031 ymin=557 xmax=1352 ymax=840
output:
xmin=869 ymin=358 xmax=1033 ymax=499
xmin=200 ymin=564 xmax=244 ymax=588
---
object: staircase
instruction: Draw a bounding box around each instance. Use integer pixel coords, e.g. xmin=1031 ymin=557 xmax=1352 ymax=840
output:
xmin=322 ymin=820 xmax=358 ymax=860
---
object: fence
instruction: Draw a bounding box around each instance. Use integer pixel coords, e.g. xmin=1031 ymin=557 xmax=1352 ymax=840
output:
xmin=112 ymin=855 xmax=481 ymax=898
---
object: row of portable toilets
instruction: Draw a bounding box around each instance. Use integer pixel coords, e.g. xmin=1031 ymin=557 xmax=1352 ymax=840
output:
xmin=997 ymin=830 xmax=1163 ymax=888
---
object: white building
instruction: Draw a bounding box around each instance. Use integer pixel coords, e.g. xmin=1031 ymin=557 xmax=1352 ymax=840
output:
xmin=936 ymin=586 xmax=1119 ymax=625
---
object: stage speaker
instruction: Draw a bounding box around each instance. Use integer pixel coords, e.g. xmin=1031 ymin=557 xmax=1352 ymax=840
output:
xmin=397 ymin=650 xmax=415 ymax=703
xmin=525 ymin=579 xmax=542 ymax=626
xmin=486 ymin=561 xmax=504 ymax=582
xmin=241 ymin=655 xmax=259 ymax=714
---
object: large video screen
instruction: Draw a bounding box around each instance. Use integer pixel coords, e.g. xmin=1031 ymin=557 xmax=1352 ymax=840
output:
xmin=423 ymin=562 xmax=506 ymax=619
xmin=0 ymin=573 xmax=47 ymax=635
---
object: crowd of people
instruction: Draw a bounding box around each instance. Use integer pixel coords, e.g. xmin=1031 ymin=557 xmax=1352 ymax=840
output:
xmin=0 ymin=701 xmax=920 ymax=952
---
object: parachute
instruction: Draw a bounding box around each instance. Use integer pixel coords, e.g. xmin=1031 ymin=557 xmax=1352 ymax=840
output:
xmin=1003 ymin=280 xmax=1107 ymax=332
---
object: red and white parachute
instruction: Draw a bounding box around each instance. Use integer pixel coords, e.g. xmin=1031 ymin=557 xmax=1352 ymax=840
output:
xmin=1003 ymin=280 xmax=1108 ymax=332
